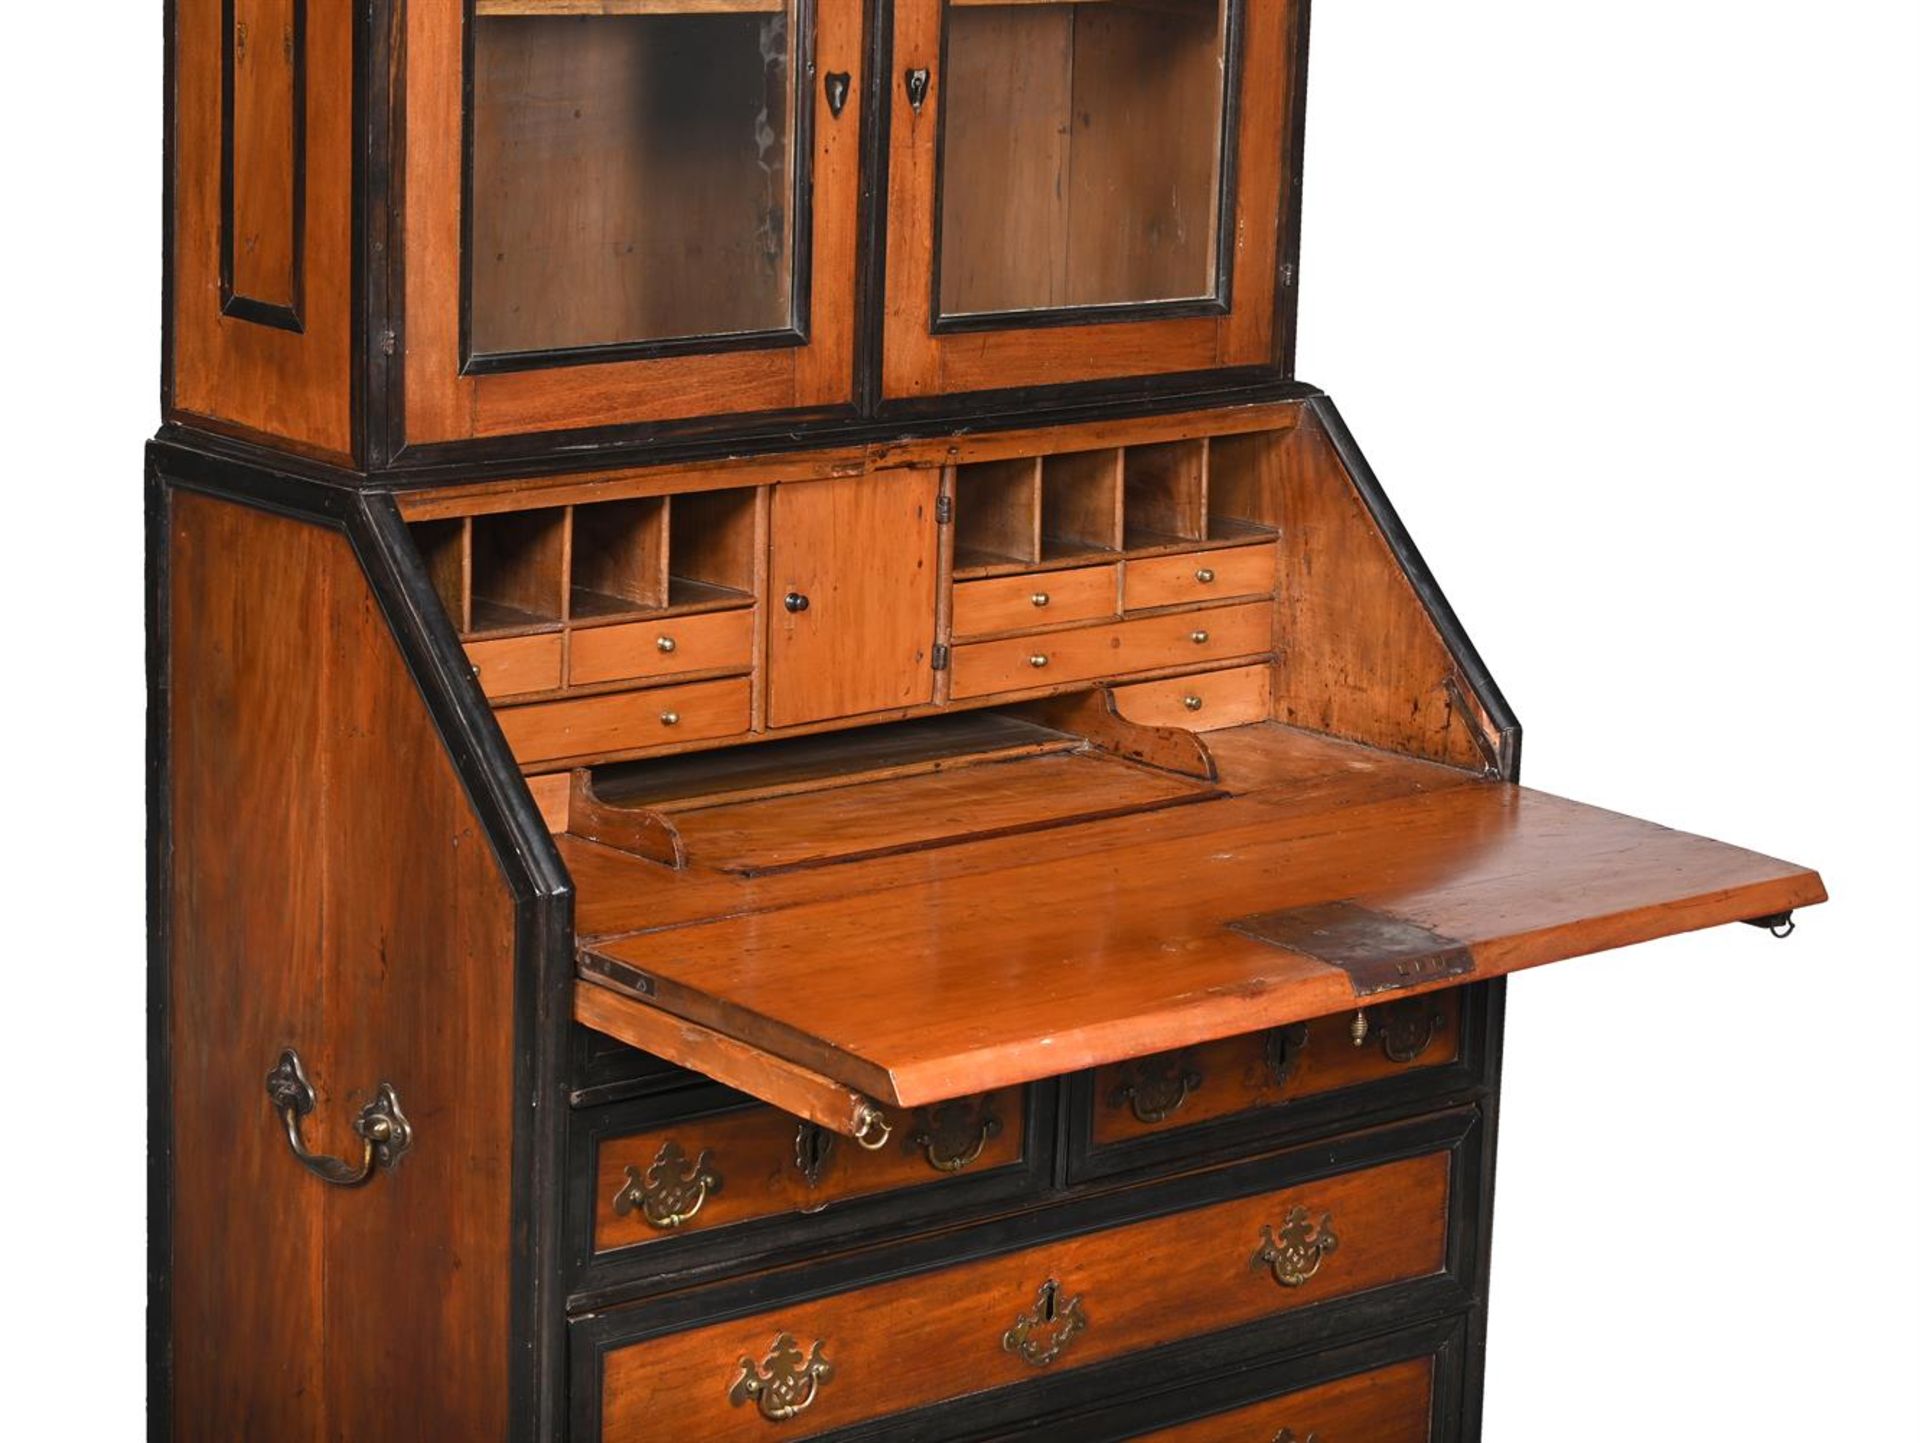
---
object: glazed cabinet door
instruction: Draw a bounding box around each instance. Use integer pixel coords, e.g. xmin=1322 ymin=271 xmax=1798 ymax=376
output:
xmin=881 ymin=0 xmax=1302 ymax=402
xmin=766 ymin=471 xmax=942 ymax=728
xmin=401 ymin=0 xmax=864 ymax=448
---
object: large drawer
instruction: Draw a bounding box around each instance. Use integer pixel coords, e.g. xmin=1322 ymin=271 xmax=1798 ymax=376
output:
xmin=1131 ymin=1354 xmax=1433 ymax=1442
xmin=587 ymin=1144 xmax=1453 ymax=1439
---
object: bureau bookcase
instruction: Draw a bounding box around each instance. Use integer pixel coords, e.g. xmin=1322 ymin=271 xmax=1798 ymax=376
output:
xmin=152 ymin=2 xmax=1824 ymax=1439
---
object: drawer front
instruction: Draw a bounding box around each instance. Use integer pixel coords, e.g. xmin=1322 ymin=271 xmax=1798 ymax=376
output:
xmin=1091 ymin=994 xmax=1465 ymax=1149
xmin=1112 ymin=664 xmax=1272 ymax=732
xmin=950 ymin=602 xmax=1272 ymax=700
xmin=594 ymin=1092 xmax=1026 ymax=1256
xmin=464 ymin=633 xmax=563 ymax=699
xmin=1125 ymin=543 xmax=1278 ymax=611
xmin=495 ymin=677 xmax=750 ymax=766
xmin=568 ymin=607 xmax=756 ymax=688
xmin=952 ymin=565 xmax=1120 ymax=639
xmin=596 ymin=1149 xmax=1450 ymax=1439
xmin=1131 ymin=1356 xmax=1433 ymax=1442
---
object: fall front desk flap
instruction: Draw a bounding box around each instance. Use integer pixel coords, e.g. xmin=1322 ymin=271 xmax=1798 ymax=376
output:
xmin=568 ymin=724 xmax=1824 ymax=1135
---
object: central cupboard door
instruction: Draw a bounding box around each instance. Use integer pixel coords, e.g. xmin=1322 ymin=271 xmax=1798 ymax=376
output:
xmin=881 ymin=0 xmax=1302 ymax=401
xmin=767 ymin=472 xmax=942 ymax=729
xmin=401 ymin=0 xmax=864 ymax=447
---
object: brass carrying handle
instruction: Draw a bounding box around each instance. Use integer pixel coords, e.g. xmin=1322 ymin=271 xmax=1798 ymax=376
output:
xmin=265 ymin=1049 xmax=412 ymax=1187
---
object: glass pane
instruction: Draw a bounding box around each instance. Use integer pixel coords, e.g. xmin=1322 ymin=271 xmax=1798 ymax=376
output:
xmin=937 ymin=0 xmax=1230 ymax=320
xmin=470 ymin=1 xmax=798 ymax=358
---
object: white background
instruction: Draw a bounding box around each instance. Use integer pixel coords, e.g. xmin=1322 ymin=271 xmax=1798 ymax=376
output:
xmin=2 ymin=1 xmax=1915 ymax=1436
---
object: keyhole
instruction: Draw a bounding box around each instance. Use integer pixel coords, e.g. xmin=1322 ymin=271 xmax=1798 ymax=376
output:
xmin=1039 ymin=1280 xmax=1059 ymax=1323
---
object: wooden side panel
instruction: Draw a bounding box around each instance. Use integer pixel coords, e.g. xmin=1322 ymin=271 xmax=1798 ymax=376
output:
xmin=166 ymin=492 xmax=518 ymax=1442
xmin=767 ymin=471 xmax=940 ymax=728
xmin=170 ymin=0 xmax=354 ymax=458
xmin=1272 ymin=413 xmax=1494 ymax=770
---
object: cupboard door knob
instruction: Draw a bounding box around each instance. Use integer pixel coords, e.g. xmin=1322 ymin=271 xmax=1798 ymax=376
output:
xmin=265 ymin=1050 xmax=412 ymax=1188
xmin=784 ymin=591 xmax=811 ymax=613
xmin=905 ymin=67 xmax=931 ymax=113
xmin=1195 ymin=567 xmax=1217 ymax=584
xmin=611 ymin=1141 xmax=722 ymax=1230
xmin=1031 ymin=592 xmax=1051 ymax=608
xmin=1028 ymin=654 xmax=1050 ymax=669
xmin=1182 ymin=694 xmax=1204 ymax=712
xmin=730 ymin=1334 xmax=835 ymax=1421
xmin=1190 ymin=629 xmax=1210 ymax=645
xmin=824 ymin=70 xmax=852 ymax=120
xmin=660 ymin=711 xmax=681 ymax=727
xmin=656 ymin=635 xmax=677 ymax=654
xmin=1251 ymin=1207 xmax=1339 ymax=1288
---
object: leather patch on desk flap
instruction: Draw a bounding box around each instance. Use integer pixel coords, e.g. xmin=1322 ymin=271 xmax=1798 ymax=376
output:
xmin=1227 ymin=901 xmax=1475 ymax=997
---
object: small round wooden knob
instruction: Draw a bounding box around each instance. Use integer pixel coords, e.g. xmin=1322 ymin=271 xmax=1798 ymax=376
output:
xmin=1031 ymin=592 xmax=1051 ymax=608
xmin=1195 ymin=567 xmax=1217 ymax=584
xmin=1190 ymin=629 xmax=1210 ymax=645
xmin=660 ymin=711 xmax=681 ymax=727
xmin=656 ymin=635 xmax=677 ymax=654
xmin=1183 ymin=695 xmax=1204 ymax=712
xmin=1028 ymin=654 xmax=1050 ymax=669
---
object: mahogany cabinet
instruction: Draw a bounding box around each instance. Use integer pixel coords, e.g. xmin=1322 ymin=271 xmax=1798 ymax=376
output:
xmin=152 ymin=4 xmax=1823 ymax=1441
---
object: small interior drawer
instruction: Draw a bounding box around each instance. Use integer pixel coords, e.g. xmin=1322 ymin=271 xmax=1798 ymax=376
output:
xmin=1112 ymin=664 xmax=1272 ymax=731
xmin=1125 ymin=542 xmax=1277 ymax=611
xmin=952 ymin=564 xmax=1120 ymax=639
xmin=1126 ymin=1355 xmax=1434 ymax=1443
xmin=464 ymin=632 xmax=563 ymax=699
xmin=495 ymin=676 xmax=751 ymax=766
xmin=591 ymin=1091 xmax=1027 ymax=1258
xmin=590 ymin=1146 xmax=1452 ymax=1439
xmin=949 ymin=602 xmax=1273 ymax=700
xmin=568 ymin=606 xmax=755 ymax=688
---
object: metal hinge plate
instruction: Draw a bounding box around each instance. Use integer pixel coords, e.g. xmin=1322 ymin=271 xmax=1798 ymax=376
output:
xmin=931 ymin=643 xmax=950 ymax=671
xmin=935 ymin=495 xmax=953 ymax=525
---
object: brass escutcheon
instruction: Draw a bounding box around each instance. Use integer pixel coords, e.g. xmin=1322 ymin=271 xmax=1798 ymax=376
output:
xmin=1273 ymin=1431 xmax=1323 ymax=1443
xmin=730 ymin=1334 xmax=834 ymax=1422
xmin=1002 ymin=1279 xmax=1087 ymax=1368
xmin=1251 ymin=1206 xmax=1339 ymax=1288
xmin=611 ymin=1141 xmax=722 ymax=1230
xmin=1375 ymin=997 xmax=1445 ymax=1064
xmin=1264 ymin=1022 xmax=1310 ymax=1089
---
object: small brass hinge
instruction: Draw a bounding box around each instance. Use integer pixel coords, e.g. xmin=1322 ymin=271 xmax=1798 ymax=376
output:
xmin=935 ymin=495 xmax=953 ymax=524
xmin=378 ymin=329 xmax=397 ymax=357
xmin=931 ymin=643 xmax=950 ymax=671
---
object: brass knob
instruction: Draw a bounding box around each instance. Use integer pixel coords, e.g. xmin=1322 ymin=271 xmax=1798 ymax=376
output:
xmin=1195 ymin=566 xmax=1217 ymax=584
xmin=656 ymin=635 xmax=677 ymax=654
xmin=1183 ymin=694 xmax=1204 ymax=712
xmin=660 ymin=710 xmax=681 ymax=727
xmin=1031 ymin=592 xmax=1051 ymax=608
xmin=1028 ymin=654 xmax=1050 ymax=669
xmin=1190 ymin=629 xmax=1210 ymax=645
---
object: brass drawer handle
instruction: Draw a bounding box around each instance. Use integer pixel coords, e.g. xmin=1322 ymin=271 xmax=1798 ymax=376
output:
xmin=660 ymin=710 xmax=681 ymax=727
xmin=1028 ymin=653 xmax=1050 ymax=669
xmin=1376 ymin=998 xmax=1445 ymax=1064
xmin=656 ymin=635 xmax=677 ymax=654
xmin=1003 ymin=1279 xmax=1087 ymax=1368
xmin=905 ymin=1097 xmax=1001 ymax=1173
xmin=1108 ymin=1055 xmax=1202 ymax=1125
xmin=265 ymin=1049 xmax=411 ymax=1188
xmin=1252 ymin=1207 xmax=1339 ymax=1288
xmin=1190 ymin=629 xmax=1211 ymax=645
xmin=1182 ymin=693 xmax=1204 ymax=712
xmin=1195 ymin=566 xmax=1217 ymax=584
xmin=730 ymin=1334 xmax=834 ymax=1422
xmin=1031 ymin=591 xmax=1051 ymax=608
xmin=611 ymin=1141 xmax=723 ymax=1230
